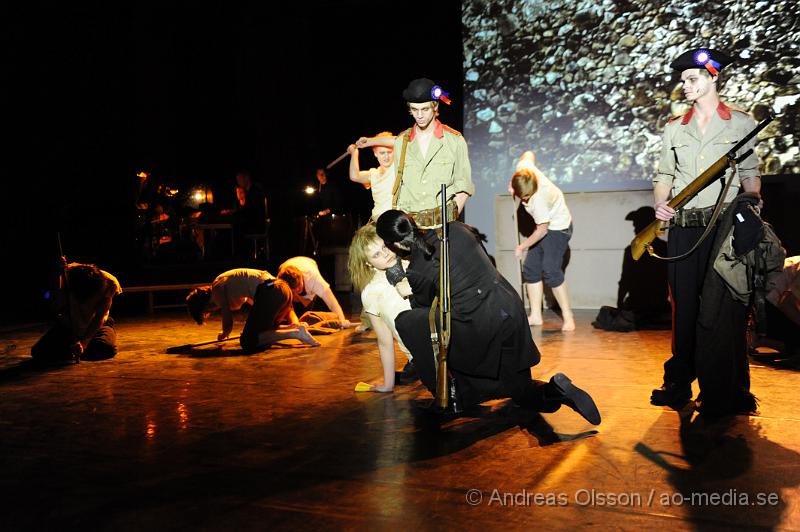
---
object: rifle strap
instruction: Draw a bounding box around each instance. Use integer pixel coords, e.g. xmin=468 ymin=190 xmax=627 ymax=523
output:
xmin=648 ymin=157 xmax=738 ymax=261
xmin=428 ymin=296 xmax=440 ymax=365
xmin=392 ymin=129 xmax=411 ymax=208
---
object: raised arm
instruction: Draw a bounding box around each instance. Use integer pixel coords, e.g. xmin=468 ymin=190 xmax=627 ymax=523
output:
xmin=356 ymin=135 xmax=396 ymax=149
xmin=347 ymin=144 xmax=371 ymax=185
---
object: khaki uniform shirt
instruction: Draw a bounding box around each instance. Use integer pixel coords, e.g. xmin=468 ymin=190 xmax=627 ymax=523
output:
xmin=654 ymin=101 xmax=760 ymax=210
xmin=393 ymin=119 xmax=474 ymax=212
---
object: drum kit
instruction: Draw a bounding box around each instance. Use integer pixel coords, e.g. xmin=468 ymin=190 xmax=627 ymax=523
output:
xmin=135 ymin=176 xmax=218 ymax=262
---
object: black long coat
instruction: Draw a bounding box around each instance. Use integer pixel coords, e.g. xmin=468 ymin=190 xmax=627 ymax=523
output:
xmin=395 ymin=222 xmax=539 ymax=396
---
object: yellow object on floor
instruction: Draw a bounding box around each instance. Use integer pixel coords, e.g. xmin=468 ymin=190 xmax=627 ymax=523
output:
xmin=354 ymin=382 xmax=373 ymax=392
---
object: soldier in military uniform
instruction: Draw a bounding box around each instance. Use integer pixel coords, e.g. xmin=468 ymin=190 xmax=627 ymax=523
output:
xmin=392 ymin=78 xmax=474 ymax=228
xmin=649 ymin=48 xmax=762 ymax=409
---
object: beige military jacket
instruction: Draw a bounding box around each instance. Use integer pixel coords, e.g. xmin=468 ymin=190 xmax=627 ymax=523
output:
xmin=392 ymin=119 xmax=474 ymax=213
xmin=654 ymin=101 xmax=760 ymax=210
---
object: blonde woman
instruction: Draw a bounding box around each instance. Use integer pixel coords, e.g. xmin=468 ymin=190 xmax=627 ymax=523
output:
xmin=348 ymin=224 xmax=412 ymax=392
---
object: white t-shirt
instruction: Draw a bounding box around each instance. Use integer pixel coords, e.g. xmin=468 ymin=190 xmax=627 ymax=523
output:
xmin=279 ymin=256 xmax=328 ymax=299
xmin=368 ymin=166 xmax=395 ymax=221
xmin=211 ymin=268 xmax=273 ymax=311
xmin=360 ymin=263 xmax=412 ymax=359
xmin=517 ymin=160 xmax=572 ymax=230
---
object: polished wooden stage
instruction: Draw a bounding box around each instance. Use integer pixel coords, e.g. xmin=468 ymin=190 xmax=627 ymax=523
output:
xmin=1 ymin=310 xmax=799 ymax=530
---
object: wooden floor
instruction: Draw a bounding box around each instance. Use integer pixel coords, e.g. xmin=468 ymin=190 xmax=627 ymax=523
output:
xmin=2 ymin=309 xmax=800 ymax=530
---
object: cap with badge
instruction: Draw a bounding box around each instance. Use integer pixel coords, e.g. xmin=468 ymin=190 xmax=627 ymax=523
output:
xmin=402 ymin=78 xmax=451 ymax=105
xmin=670 ymin=48 xmax=733 ymax=75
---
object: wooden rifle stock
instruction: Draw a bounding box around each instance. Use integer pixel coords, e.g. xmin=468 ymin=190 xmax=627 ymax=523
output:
xmin=631 ymin=113 xmax=773 ymax=261
xmin=435 ymin=184 xmax=452 ymax=409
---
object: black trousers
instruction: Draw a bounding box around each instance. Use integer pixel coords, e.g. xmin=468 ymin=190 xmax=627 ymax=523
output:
xmin=663 ymin=225 xmax=717 ymax=385
xmin=240 ymin=280 xmax=292 ymax=352
xmin=396 ymin=308 xmax=561 ymax=413
xmin=31 ymin=322 xmax=117 ymax=362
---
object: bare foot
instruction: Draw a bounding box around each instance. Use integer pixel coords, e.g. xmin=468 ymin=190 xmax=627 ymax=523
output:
xmin=297 ymin=325 xmax=321 ymax=347
xmin=561 ymin=316 xmax=576 ymax=331
xmin=528 ymin=315 xmax=543 ymax=326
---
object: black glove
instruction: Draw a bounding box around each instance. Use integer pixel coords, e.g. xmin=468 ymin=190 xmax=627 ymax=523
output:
xmin=385 ymin=260 xmax=407 ymax=286
xmin=732 ymin=203 xmax=763 ymax=256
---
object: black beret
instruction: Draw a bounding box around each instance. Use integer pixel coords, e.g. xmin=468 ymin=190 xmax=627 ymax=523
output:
xmin=670 ymin=48 xmax=733 ymax=75
xmin=402 ymin=78 xmax=436 ymax=103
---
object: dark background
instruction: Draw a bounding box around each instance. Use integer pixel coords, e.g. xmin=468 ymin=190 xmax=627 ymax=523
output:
xmin=3 ymin=1 xmax=464 ymax=322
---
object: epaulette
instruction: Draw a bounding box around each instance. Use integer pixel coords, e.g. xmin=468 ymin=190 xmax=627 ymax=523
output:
xmin=727 ymin=104 xmax=750 ymax=115
xmin=668 ymin=112 xmax=688 ymax=124
xmin=442 ymin=124 xmax=463 ymax=136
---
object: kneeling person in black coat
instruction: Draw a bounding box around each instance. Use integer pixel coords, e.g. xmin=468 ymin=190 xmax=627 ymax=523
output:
xmin=376 ymin=210 xmax=600 ymax=424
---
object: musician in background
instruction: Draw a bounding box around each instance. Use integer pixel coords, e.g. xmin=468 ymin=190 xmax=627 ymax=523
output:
xmin=315 ymin=168 xmax=343 ymax=217
xmin=220 ymin=170 xmax=267 ymax=258
xmin=649 ymin=48 xmax=762 ymax=413
xmin=232 ymin=170 xmax=268 ymax=233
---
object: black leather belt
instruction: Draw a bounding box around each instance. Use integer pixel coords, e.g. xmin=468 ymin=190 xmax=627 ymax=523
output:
xmin=672 ymin=204 xmax=728 ymax=228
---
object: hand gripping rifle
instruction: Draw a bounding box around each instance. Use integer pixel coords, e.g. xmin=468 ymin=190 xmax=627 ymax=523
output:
xmin=631 ymin=113 xmax=774 ymax=261
xmin=433 ymin=184 xmax=453 ymax=410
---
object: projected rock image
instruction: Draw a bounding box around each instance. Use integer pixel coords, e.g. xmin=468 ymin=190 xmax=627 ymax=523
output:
xmin=462 ymin=0 xmax=800 ymax=192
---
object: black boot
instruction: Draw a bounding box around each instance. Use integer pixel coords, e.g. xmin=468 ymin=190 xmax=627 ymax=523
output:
xmin=549 ymin=373 xmax=601 ymax=425
xmin=395 ymin=361 xmax=420 ymax=384
xmin=650 ymin=382 xmax=692 ymax=406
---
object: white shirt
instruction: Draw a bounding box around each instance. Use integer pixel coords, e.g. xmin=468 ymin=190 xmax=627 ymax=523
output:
xmin=279 ymin=256 xmax=328 ymax=299
xmin=516 ymin=160 xmax=572 ymax=230
xmin=360 ymin=264 xmax=412 ymax=359
xmin=211 ymin=268 xmax=273 ymax=311
xmin=368 ymin=166 xmax=395 ymax=221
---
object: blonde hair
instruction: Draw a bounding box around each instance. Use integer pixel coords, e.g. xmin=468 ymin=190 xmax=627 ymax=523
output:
xmin=348 ymin=224 xmax=379 ymax=292
xmin=511 ymin=168 xmax=539 ymax=199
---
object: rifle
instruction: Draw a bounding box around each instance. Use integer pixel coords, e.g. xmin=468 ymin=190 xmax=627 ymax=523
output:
xmin=434 ymin=184 xmax=452 ymax=410
xmin=631 ymin=113 xmax=774 ymax=260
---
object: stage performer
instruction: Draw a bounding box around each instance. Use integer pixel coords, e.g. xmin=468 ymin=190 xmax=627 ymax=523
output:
xmin=186 ymin=268 xmax=320 ymax=352
xmin=277 ymin=256 xmax=351 ymax=328
xmin=648 ymin=48 xmax=763 ymax=415
xmin=376 ymin=209 xmax=600 ymax=424
xmin=348 ymin=131 xmax=397 ymax=222
xmin=509 ymin=150 xmax=576 ymax=330
xmin=32 ymin=261 xmax=122 ymax=363
xmin=392 ymin=78 xmax=474 ymax=229
xmin=347 ymin=223 xmax=413 ymax=392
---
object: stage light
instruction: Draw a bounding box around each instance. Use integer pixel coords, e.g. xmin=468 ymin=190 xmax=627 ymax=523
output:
xmin=193 ymin=191 xmax=204 ymax=202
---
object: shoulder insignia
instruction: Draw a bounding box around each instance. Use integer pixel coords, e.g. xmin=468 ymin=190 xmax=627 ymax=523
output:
xmin=442 ymin=124 xmax=463 ymax=136
xmin=668 ymin=112 xmax=688 ymax=124
xmin=721 ymin=101 xmax=752 ymax=116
